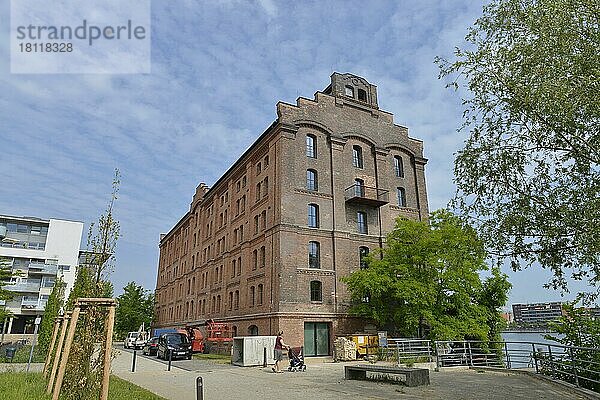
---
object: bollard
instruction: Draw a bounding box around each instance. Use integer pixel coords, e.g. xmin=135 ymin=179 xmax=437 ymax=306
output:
xmin=196 ymin=376 xmax=204 ymax=400
xmin=132 ymin=350 xmax=137 ymax=373
xmin=263 ymin=347 xmax=267 ymax=368
xmin=168 ymin=350 xmax=172 ymax=371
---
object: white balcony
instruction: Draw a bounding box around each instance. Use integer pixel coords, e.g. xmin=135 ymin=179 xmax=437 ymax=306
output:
xmin=5 ymin=280 xmax=41 ymax=293
xmin=28 ymin=263 xmax=58 ymax=275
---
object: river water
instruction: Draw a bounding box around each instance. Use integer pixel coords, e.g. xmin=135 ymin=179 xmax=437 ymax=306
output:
xmin=500 ymin=331 xmax=564 ymax=369
xmin=501 ymin=331 xmax=559 ymax=345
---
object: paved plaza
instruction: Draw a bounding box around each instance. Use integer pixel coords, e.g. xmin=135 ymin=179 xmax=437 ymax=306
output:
xmin=112 ymin=348 xmax=590 ymax=400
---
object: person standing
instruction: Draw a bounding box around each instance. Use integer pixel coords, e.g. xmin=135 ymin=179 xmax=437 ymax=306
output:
xmin=272 ymin=331 xmax=288 ymax=373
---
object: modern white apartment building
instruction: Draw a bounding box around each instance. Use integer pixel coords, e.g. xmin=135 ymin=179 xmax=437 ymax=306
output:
xmin=0 ymin=214 xmax=83 ymax=335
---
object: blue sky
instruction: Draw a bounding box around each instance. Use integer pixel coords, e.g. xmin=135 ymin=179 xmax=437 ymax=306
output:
xmin=0 ymin=0 xmax=589 ymax=307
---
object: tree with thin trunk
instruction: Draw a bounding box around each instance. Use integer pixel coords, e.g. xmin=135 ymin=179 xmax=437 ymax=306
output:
xmin=60 ymin=169 xmax=120 ymax=400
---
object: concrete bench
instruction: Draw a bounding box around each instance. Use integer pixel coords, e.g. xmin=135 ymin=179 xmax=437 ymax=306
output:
xmin=344 ymin=364 xmax=430 ymax=387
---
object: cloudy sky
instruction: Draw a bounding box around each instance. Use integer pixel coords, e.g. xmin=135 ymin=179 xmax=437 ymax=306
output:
xmin=0 ymin=0 xmax=588 ymax=306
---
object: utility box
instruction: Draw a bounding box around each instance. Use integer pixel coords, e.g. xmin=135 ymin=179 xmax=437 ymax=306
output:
xmin=232 ymin=336 xmax=276 ymax=367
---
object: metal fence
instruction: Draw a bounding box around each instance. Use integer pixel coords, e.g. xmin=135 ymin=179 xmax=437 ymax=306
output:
xmin=382 ymin=339 xmax=433 ymax=363
xmin=432 ymin=340 xmax=600 ymax=392
xmin=369 ymin=337 xmax=600 ymax=392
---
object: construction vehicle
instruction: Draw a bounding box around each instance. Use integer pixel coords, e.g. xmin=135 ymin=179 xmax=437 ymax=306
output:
xmin=203 ymin=320 xmax=233 ymax=354
xmin=152 ymin=320 xmax=231 ymax=354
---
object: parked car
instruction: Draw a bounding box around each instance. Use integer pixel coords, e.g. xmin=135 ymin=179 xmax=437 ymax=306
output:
xmin=142 ymin=337 xmax=159 ymax=356
xmin=157 ymin=333 xmax=192 ymax=360
xmin=124 ymin=332 xmax=146 ymax=349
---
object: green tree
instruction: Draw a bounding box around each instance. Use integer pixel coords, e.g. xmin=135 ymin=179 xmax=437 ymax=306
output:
xmin=115 ymin=282 xmax=154 ymax=339
xmin=436 ymin=0 xmax=600 ymax=300
xmin=343 ymin=210 xmax=511 ymax=342
xmin=546 ymin=302 xmax=600 ymax=391
xmin=61 ymin=169 xmax=120 ymax=400
xmin=37 ymin=277 xmax=65 ymax=355
xmin=0 ymin=257 xmax=15 ymax=322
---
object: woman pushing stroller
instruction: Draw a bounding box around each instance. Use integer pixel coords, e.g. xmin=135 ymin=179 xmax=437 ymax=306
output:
xmin=272 ymin=331 xmax=289 ymax=373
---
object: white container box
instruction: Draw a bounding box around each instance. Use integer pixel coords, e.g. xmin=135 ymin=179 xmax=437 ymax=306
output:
xmin=232 ymin=336 xmax=277 ymax=367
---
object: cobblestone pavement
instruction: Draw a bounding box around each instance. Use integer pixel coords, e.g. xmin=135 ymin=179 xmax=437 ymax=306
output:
xmin=113 ymin=348 xmax=588 ymax=400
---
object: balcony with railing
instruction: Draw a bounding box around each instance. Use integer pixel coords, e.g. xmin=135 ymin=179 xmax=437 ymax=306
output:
xmin=4 ymin=279 xmax=41 ymax=293
xmin=21 ymin=298 xmax=47 ymax=310
xmin=344 ymin=184 xmax=389 ymax=207
xmin=28 ymin=263 xmax=58 ymax=275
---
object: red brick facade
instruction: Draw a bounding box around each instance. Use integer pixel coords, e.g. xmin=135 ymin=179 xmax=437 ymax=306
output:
xmin=154 ymin=73 xmax=429 ymax=355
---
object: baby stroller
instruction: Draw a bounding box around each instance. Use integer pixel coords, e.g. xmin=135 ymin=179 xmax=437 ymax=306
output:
xmin=287 ymin=346 xmax=307 ymax=372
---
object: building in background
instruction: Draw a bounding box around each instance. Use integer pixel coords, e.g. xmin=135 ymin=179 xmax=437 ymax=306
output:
xmin=154 ymin=73 xmax=429 ymax=355
xmin=512 ymin=302 xmax=564 ymax=325
xmin=0 ymin=214 xmax=83 ymax=336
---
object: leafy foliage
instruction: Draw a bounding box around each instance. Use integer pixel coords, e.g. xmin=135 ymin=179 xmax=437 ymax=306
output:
xmin=37 ymin=277 xmax=65 ymax=355
xmin=546 ymin=302 xmax=600 ymax=391
xmin=343 ymin=210 xmax=511 ymax=342
xmin=60 ymin=169 xmax=120 ymax=400
xmin=436 ymin=0 xmax=600 ymax=300
xmin=0 ymin=257 xmax=16 ymax=322
xmin=115 ymin=282 xmax=154 ymax=340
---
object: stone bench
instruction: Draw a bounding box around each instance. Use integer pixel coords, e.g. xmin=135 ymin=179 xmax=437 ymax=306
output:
xmin=344 ymin=364 xmax=430 ymax=387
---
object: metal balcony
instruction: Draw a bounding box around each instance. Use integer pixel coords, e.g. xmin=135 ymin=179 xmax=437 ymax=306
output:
xmin=28 ymin=263 xmax=58 ymax=275
xmin=5 ymin=280 xmax=41 ymax=293
xmin=344 ymin=184 xmax=389 ymax=207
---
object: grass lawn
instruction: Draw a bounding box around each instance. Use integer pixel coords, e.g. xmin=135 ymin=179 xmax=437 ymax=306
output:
xmin=0 ymin=372 xmax=166 ymax=400
xmin=193 ymin=353 xmax=231 ymax=364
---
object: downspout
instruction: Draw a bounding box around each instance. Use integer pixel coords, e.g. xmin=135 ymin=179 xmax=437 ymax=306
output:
xmin=329 ymin=136 xmax=338 ymax=314
xmin=373 ymin=147 xmax=384 ymax=255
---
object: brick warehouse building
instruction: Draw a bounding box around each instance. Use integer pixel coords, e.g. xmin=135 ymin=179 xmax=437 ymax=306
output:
xmin=153 ymin=73 xmax=429 ymax=356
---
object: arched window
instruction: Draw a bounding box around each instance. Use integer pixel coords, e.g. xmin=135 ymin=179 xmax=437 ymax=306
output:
xmin=308 ymin=241 xmax=320 ymax=269
xmin=397 ymin=187 xmax=407 ymax=207
xmin=217 ymin=295 xmax=221 ymax=312
xmin=352 ymin=145 xmax=363 ymax=168
xmin=232 ymin=326 xmax=238 ymax=338
xmin=250 ymin=286 xmax=255 ymax=306
xmin=308 ymin=204 xmax=319 ymax=228
xmin=357 ymin=211 xmax=368 ymax=234
xmin=257 ymin=284 xmax=263 ymax=305
xmin=248 ymin=325 xmax=259 ymax=336
xmin=394 ymin=155 xmax=404 ymax=178
xmin=306 ymin=169 xmax=318 ymax=191
xmin=306 ymin=134 xmax=317 ymax=158
xmin=359 ymin=246 xmax=370 ymax=269
xmin=354 ymin=178 xmax=365 ymax=197
xmin=228 ymin=292 xmax=233 ymax=311
xmin=357 ymin=88 xmax=367 ymax=102
xmin=260 ymin=246 xmax=266 ymax=268
xmin=234 ymin=290 xmax=239 ymax=310
xmin=252 ymin=249 xmax=258 ymax=270
xmin=345 ymin=85 xmax=354 ymax=97
xmin=310 ymin=281 xmax=322 ymax=302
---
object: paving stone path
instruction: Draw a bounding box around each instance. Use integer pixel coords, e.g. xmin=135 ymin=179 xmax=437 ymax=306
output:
xmin=112 ymin=348 xmax=589 ymax=400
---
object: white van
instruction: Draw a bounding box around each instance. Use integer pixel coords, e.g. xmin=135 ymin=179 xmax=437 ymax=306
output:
xmin=124 ymin=331 xmax=145 ymax=349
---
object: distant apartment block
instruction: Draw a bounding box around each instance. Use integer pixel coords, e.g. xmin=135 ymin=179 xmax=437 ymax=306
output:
xmin=512 ymin=302 xmax=564 ymax=325
xmin=0 ymin=215 xmax=83 ymax=335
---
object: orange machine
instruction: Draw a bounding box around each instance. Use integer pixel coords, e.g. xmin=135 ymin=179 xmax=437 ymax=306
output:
xmin=204 ymin=320 xmax=232 ymax=354
xmin=176 ymin=327 xmax=205 ymax=353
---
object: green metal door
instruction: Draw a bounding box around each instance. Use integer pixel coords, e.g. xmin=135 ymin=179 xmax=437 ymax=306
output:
xmin=304 ymin=322 xmax=330 ymax=356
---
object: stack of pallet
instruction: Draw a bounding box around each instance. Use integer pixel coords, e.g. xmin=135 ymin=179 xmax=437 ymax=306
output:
xmin=334 ymin=337 xmax=357 ymax=361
